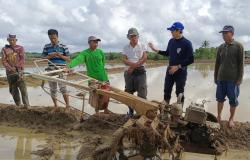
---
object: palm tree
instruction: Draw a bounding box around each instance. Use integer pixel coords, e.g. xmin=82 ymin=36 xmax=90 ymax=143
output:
xmin=201 ymin=40 xmax=210 ymax=48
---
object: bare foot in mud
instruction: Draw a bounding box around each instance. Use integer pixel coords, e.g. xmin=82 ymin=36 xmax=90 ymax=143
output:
xmin=217 ymin=116 xmax=221 ymax=124
xmin=50 ymin=107 xmax=60 ymax=113
xmin=103 ymin=109 xmax=113 ymax=114
xmin=64 ymin=106 xmax=72 ymax=113
xmin=229 ymin=120 xmax=235 ymax=128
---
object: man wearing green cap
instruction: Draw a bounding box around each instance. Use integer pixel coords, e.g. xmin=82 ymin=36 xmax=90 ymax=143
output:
xmin=68 ymin=36 xmax=110 ymax=114
xmin=122 ymin=28 xmax=148 ymax=116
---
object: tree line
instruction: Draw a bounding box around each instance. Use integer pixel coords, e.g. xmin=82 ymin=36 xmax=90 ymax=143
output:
xmin=25 ymin=41 xmax=249 ymax=61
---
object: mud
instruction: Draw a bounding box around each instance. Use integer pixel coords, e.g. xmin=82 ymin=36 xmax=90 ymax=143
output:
xmin=0 ymin=104 xmax=250 ymax=160
xmin=0 ymin=104 xmax=127 ymax=159
xmin=218 ymin=121 xmax=250 ymax=150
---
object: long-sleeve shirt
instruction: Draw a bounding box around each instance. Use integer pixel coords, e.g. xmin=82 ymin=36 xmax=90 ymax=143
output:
xmin=214 ymin=40 xmax=244 ymax=83
xmin=158 ymin=37 xmax=194 ymax=68
xmin=1 ymin=45 xmax=25 ymax=74
xmin=68 ymin=48 xmax=109 ymax=82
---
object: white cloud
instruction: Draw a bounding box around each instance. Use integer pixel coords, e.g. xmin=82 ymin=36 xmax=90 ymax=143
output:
xmin=0 ymin=0 xmax=249 ymax=52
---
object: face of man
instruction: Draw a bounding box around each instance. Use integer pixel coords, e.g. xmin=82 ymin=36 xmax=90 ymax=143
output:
xmin=129 ymin=35 xmax=139 ymax=46
xmin=49 ymin=34 xmax=59 ymax=45
xmin=222 ymin=31 xmax=234 ymax=43
xmin=171 ymin=30 xmax=182 ymax=39
xmin=89 ymin=40 xmax=99 ymax=50
xmin=7 ymin=38 xmax=17 ymax=46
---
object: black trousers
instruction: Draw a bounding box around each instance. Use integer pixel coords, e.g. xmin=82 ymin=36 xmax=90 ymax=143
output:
xmin=164 ymin=67 xmax=187 ymax=103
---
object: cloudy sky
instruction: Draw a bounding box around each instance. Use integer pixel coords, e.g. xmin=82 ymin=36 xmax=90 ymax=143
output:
xmin=0 ymin=0 xmax=249 ymax=53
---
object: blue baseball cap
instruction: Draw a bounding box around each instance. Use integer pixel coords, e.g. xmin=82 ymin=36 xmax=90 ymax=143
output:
xmin=167 ymin=22 xmax=184 ymax=31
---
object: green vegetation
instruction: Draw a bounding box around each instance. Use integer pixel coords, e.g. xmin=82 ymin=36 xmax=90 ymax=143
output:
xmin=25 ymin=52 xmax=43 ymax=58
xmin=194 ymin=41 xmax=217 ymax=59
xmin=25 ymin=41 xmax=250 ymax=61
xmin=70 ymin=52 xmax=167 ymax=61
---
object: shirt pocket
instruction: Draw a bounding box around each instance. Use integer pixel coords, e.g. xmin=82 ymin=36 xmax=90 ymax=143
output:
xmin=135 ymin=48 xmax=143 ymax=58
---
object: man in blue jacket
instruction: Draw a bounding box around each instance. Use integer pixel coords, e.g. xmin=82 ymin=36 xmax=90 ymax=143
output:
xmin=149 ymin=22 xmax=194 ymax=106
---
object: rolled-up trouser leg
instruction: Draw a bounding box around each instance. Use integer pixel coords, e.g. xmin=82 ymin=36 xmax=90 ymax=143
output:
xmin=18 ymin=79 xmax=30 ymax=107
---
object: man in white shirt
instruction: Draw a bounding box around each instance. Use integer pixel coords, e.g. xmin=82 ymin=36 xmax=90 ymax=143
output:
xmin=122 ymin=28 xmax=148 ymax=116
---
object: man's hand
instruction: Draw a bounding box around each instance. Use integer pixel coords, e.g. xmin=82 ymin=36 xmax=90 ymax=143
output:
xmin=131 ymin=62 xmax=139 ymax=69
xmin=18 ymin=71 xmax=24 ymax=80
xmin=236 ymin=80 xmax=241 ymax=86
xmin=65 ymin=67 xmax=74 ymax=75
xmin=148 ymin=42 xmax=159 ymax=53
xmin=169 ymin=65 xmax=179 ymax=75
xmin=10 ymin=67 xmax=16 ymax=72
xmin=127 ymin=67 xmax=134 ymax=74
xmin=55 ymin=52 xmax=62 ymax=58
xmin=47 ymin=52 xmax=58 ymax=59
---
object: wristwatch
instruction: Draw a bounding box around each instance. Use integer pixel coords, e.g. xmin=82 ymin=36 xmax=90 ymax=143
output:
xmin=178 ymin=64 xmax=182 ymax=69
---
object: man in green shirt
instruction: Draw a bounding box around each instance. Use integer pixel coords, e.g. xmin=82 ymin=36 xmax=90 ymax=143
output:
xmin=68 ymin=36 xmax=110 ymax=113
xmin=68 ymin=36 xmax=108 ymax=82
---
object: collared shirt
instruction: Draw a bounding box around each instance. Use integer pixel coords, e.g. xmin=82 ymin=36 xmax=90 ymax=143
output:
xmin=1 ymin=45 xmax=25 ymax=73
xmin=122 ymin=42 xmax=147 ymax=69
xmin=158 ymin=37 xmax=194 ymax=68
xmin=42 ymin=42 xmax=70 ymax=66
xmin=214 ymin=40 xmax=244 ymax=83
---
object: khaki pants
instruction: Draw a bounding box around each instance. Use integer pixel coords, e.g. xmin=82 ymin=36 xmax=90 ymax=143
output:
xmin=7 ymin=74 xmax=29 ymax=107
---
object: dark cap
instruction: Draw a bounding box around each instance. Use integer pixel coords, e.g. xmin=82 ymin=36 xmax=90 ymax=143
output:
xmin=88 ymin=36 xmax=101 ymax=42
xmin=7 ymin=34 xmax=17 ymax=39
xmin=219 ymin=25 xmax=234 ymax=33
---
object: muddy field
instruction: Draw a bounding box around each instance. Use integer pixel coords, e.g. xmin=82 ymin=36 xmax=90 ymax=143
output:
xmin=0 ymin=104 xmax=128 ymax=159
xmin=0 ymin=104 xmax=250 ymax=160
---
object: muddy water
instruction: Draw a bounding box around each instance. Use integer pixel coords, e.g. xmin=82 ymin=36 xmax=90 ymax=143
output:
xmin=0 ymin=126 xmax=80 ymax=160
xmin=1 ymin=63 xmax=249 ymax=122
xmin=0 ymin=63 xmax=250 ymax=160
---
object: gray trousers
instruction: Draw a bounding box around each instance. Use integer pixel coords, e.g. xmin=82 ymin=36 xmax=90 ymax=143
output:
xmin=124 ymin=70 xmax=147 ymax=114
xmin=7 ymin=74 xmax=29 ymax=107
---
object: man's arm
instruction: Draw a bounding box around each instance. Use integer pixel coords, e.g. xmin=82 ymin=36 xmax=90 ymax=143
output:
xmin=1 ymin=48 xmax=14 ymax=71
xmin=57 ymin=46 xmax=70 ymax=62
xmin=68 ymin=52 xmax=85 ymax=69
xmin=237 ymin=44 xmax=244 ymax=85
xmin=178 ymin=41 xmax=194 ymax=67
xmin=17 ymin=47 xmax=25 ymax=71
xmin=42 ymin=46 xmax=57 ymax=60
xmin=214 ymin=47 xmax=221 ymax=83
xmin=148 ymin=41 xmax=170 ymax=57
xmin=122 ymin=52 xmax=147 ymax=69
xmin=137 ymin=51 xmax=147 ymax=66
